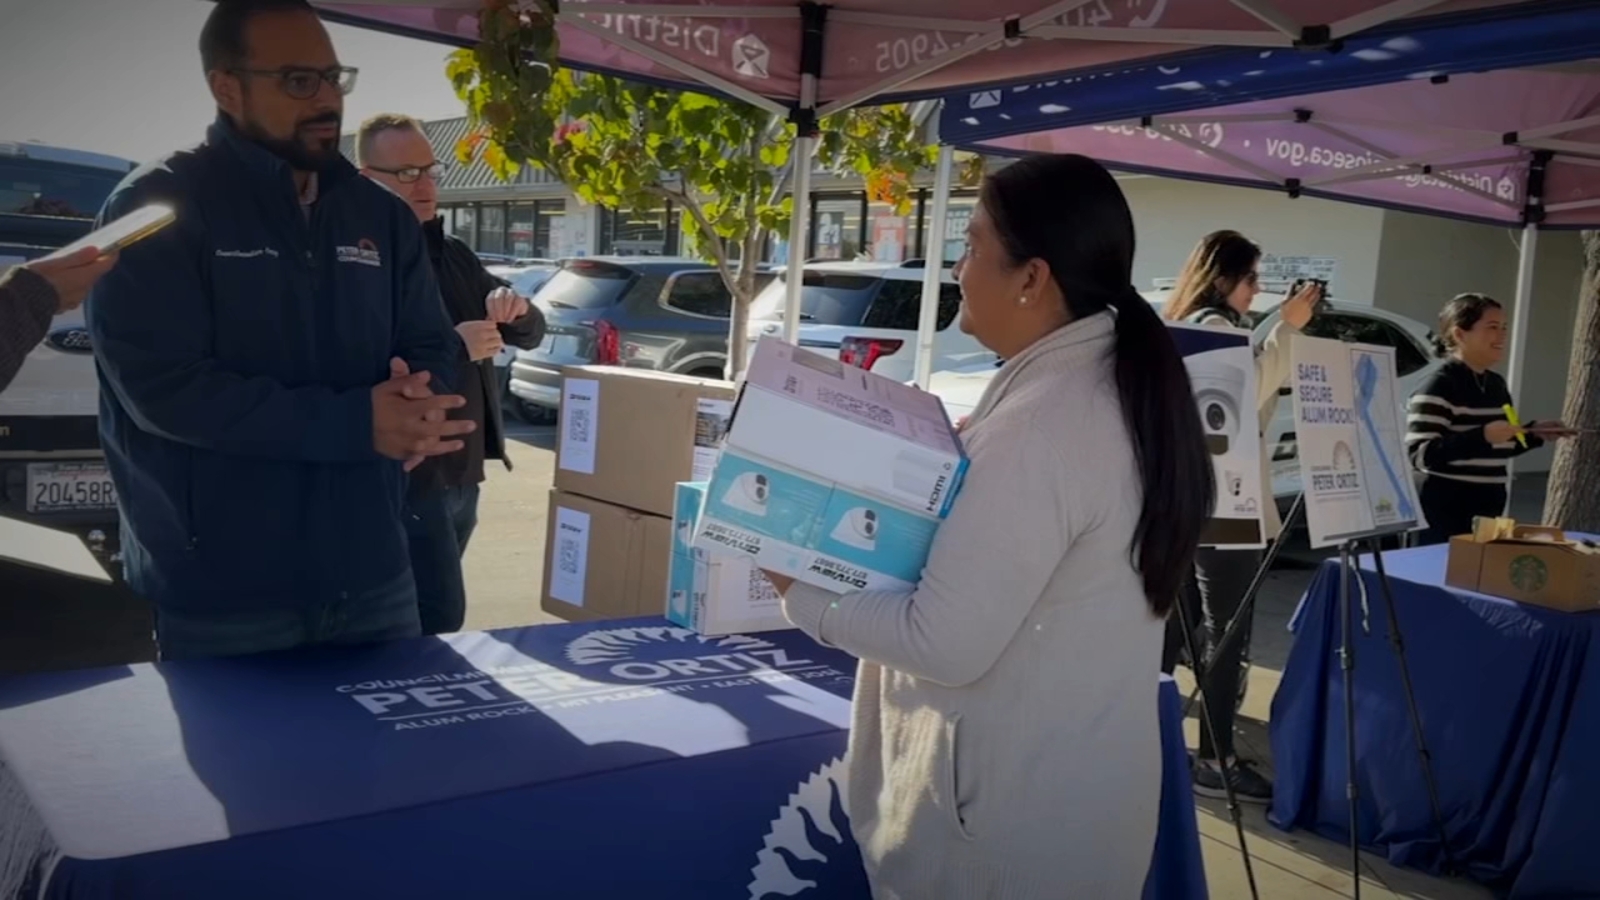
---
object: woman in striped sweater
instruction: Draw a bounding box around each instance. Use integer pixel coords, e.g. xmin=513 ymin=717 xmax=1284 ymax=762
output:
xmin=1406 ymin=293 xmax=1572 ymax=545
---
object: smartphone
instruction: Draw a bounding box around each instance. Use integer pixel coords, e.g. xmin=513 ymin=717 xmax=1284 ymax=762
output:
xmin=45 ymin=204 xmax=176 ymax=260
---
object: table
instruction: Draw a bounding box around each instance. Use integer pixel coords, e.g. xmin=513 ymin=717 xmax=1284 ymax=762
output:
xmin=0 ymin=618 xmax=1206 ymax=899
xmin=1269 ymin=540 xmax=1600 ymax=899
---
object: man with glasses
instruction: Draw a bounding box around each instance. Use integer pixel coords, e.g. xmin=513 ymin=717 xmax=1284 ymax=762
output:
xmin=85 ymin=0 xmax=470 ymax=660
xmin=357 ymin=114 xmax=545 ymax=635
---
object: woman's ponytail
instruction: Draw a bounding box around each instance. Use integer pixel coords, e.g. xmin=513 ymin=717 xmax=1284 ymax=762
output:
xmin=1108 ymin=287 xmax=1215 ymax=616
xmin=979 ymin=154 xmax=1216 ymax=618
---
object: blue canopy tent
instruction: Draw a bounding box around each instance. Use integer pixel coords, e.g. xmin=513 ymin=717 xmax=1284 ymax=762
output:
xmin=912 ymin=0 xmax=1600 ymax=396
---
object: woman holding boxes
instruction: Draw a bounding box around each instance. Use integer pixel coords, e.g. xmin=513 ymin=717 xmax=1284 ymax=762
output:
xmin=762 ymin=154 xmax=1214 ymax=898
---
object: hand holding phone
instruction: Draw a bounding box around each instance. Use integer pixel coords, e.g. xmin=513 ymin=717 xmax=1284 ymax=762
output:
xmin=45 ymin=205 xmax=176 ymax=261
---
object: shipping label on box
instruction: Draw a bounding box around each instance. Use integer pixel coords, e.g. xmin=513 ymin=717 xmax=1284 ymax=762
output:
xmin=732 ymin=337 xmax=967 ymax=517
xmin=554 ymin=367 xmax=736 ymax=518
xmin=542 ymin=490 xmax=673 ymax=622
xmin=694 ymin=452 xmax=938 ymax=594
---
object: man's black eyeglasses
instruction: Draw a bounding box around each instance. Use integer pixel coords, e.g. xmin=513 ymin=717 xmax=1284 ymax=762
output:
xmin=230 ymin=66 xmax=359 ymax=99
xmin=368 ymin=163 xmax=447 ymax=184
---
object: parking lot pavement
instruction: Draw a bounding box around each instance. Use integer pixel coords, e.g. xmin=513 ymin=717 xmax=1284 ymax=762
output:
xmin=460 ymin=424 xmax=564 ymax=632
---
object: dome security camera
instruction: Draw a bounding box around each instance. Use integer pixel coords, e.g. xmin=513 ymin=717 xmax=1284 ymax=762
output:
xmin=1186 ymin=356 xmax=1247 ymax=457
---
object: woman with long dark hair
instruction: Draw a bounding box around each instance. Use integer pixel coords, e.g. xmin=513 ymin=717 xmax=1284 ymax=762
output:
xmin=1159 ymin=230 xmax=1321 ymax=804
xmin=760 ymin=154 xmax=1214 ymax=897
xmin=1407 ymin=293 xmax=1572 ymax=545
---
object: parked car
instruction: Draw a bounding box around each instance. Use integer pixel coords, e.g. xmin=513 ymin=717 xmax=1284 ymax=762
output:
xmin=485 ymin=262 xmax=561 ymax=418
xmin=928 ymin=292 xmax=1444 ymax=520
xmin=487 ymin=260 xmax=559 ymax=297
xmin=744 ymin=261 xmax=996 ymax=382
xmin=507 ymin=258 xmax=776 ymax=418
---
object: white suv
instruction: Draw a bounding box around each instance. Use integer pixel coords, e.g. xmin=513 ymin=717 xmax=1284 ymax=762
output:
xmin=928 ymin=291 xmax=1443 ymax=523
xmin=744 ymin=261 xmax=996 ymax=383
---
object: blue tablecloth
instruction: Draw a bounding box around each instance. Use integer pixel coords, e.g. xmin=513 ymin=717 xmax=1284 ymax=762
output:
xmin=0 ymin=618 xmax=1205 ymax=899
xmin=1269 ymin=540 xmax=1600 ymax=898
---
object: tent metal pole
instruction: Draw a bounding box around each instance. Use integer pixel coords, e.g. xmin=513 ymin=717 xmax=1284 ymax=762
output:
xmin=1506 ymin=223 xmax=1538 ymax=404
xmin=916 ymin=141 xmax=956 ymax=389
xmin=783 ymin=136 xmax=814 ymax=345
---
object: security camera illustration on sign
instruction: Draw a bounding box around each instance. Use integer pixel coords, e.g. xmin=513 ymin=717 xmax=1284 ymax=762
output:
xmin=830 ymin=507 xmax=879 ymax=552
xmin=723 ymin=472 xmax=771 ymax=516
xmin=1186 ymin=352 xmax=1247 ymax=457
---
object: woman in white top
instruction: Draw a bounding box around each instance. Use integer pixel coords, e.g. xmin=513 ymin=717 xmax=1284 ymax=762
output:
xmin=761 ymin=154 xmax=1215 ymax=899
xmin=1160 ymin=230 xmax=1320 ymax=804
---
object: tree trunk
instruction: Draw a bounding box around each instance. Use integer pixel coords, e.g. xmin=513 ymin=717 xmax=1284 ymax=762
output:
xmin=1544 ymin=230 xmax=1600 ymax=532
xmin=726 ymin=281 xmax=752 ymax=382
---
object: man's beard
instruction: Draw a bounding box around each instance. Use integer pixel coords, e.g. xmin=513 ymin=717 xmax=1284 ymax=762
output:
xmin=238 ymin=112 xmax=343 ymax=172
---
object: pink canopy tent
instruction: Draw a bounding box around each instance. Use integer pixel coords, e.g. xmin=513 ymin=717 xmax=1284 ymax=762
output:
xmin=313 ymin=0 xmax=1539 ymax=372
xmin=937 ymin=57 xmax=1600 ymax=397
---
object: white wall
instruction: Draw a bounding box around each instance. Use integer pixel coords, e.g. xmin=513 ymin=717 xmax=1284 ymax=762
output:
xmin=1372 ymin=214 xmax=1584 ymax=473
xmin=1118 ymin=176 xmax=1387 ymax=302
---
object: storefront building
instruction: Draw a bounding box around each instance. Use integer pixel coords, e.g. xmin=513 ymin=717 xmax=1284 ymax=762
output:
xmin=343 ymin=115 xmax=979 ymax=263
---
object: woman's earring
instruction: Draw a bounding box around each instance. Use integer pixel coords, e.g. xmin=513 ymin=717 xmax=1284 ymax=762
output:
xmin=1019 ymin=295 xmax=1029 ymax=306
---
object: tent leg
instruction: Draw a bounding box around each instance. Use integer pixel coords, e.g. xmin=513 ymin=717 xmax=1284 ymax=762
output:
xmin=1503 ymin=223 xmax=1538 ymax=504
xmin=1506 ymin=224 xmax=1537 ymax=403
xmin=915 ymin=144 xmax=956 ymax=389
xmin=782 ymin=135 xmax=815 ymax=345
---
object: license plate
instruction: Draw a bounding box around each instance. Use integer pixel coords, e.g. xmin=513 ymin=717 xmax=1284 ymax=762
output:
xmin=26 ymin=462 xmax=118 ymax=513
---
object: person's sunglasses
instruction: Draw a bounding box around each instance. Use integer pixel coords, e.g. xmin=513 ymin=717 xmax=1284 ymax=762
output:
xmin=368 ymin=162 xmax=447 ymax=184
xmin=230 ymin=66 xmax=359 ymax=100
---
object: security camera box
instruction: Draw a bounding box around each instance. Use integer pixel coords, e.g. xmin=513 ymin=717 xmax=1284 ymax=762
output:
xmin=665 ymin=482 xmax=791 ymax=636
xmin=1445 ymin=523 xmax=1600 ymax=612
xmin=728 ymin=337 xmax=968 ymax=517
xmin=696 ymin=450 xmax=942 ymax=594
xmin=541 ymin=489 xmax=674 ymax=623
xmin=555 ymin=366 xmax=736 ymax=519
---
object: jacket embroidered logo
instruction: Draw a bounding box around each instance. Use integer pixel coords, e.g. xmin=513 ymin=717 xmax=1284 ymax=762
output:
xmin=336 ymin=238 xmax=382 ymax=268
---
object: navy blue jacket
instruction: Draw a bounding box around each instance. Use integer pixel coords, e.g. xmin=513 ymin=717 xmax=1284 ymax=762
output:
xmin=88 ymin=116 xmax=460 ymax=613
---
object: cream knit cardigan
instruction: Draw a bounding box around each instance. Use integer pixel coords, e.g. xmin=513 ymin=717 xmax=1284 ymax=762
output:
xmin=783 ymin=312 xmax=1166 ymax=899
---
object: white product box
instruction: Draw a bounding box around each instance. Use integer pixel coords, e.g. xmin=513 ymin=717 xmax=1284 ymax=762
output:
xmin=696 ymin=450 xmax=943 ymax=593
xmin=731 ymin=337 xmax=967 ymax=517
xmin=667 ymin=482 xmax=791 ymax=636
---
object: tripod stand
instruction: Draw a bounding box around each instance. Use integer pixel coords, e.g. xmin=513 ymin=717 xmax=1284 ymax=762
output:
xmin=1332 ymin=536 xmax=1453 ymax=899
xmin=1178 ymin=498 xmax=1453 ymax=898
xmin=1171 ymin=585 xmax=1260 ymax=900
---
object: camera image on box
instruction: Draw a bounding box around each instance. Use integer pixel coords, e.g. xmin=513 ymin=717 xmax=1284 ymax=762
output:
xmin=830 ymin=507 xmax=879 ymax=551
xmin=723 ymin=471 xmax=771 ymax=516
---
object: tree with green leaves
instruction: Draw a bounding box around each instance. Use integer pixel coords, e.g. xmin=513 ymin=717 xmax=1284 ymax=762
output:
xmin=446 ymin=0 xmax=956 ymax=378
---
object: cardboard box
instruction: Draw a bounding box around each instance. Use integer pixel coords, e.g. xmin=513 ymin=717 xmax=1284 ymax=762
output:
xmin=554 ymin=367 xmax=736 ymax=518
xmin=541 ymin=489 xmax=673 ymax=622
xmin=693 ymin=339 xmax=960 ymax=594
xmin=731 ymin=337 xmax=967 ymax=517
xmin=665 ymin=483 xmax=791 ymax=636
xmin=1445 ymin=523 xmax=1600 ymax=612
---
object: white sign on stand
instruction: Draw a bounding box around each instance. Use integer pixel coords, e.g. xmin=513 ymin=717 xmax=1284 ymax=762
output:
xmin=1291 ymin=335 xmax=1425 ymax=548
xmin=1169 ymin=322 xmax=1267 ymax=549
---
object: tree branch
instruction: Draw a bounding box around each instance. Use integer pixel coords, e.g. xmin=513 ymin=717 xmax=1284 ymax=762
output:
xmin=652 ymin=184 xmax=737 ymax=296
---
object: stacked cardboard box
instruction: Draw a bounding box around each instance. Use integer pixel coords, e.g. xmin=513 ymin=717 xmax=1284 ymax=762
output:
xmin=694 ymin=338 xmax=968 ymax=595
xmin=1445 ymin=518 xmax=1600 ymax=612
xmin=540 ymin=367 xmax=736 ymax=622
